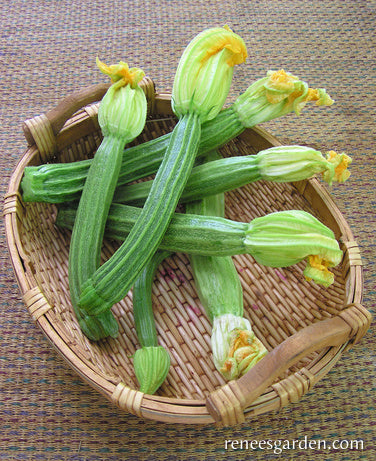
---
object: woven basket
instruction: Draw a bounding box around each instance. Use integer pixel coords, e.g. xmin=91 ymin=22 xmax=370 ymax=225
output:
xmin=4 ymin=79 xmax=371 ymax=427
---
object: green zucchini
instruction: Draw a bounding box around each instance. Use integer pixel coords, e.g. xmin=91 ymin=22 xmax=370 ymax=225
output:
xmin=57 ymin=203 xmax=343 ymax=287
xmin=68 ymin=61 xmax=147 ymax=340
xmin=57 ymin=201 xmax=249 ymax=256
xmin=77 ymin=112 xmax=201 ymax=318
xmin=68 ymin=135 xmax=126 ymax=340
xmin=77 ymin=27 xmax=247 ymax=326
xmin=132 ymin=250 xmax=171 ymax=394
xmin=186 ymin=152 xmax=267 ymax=380
xmin=20 ymin=116 xmax=230 ymax=204
xmin=114 ymin=145 xmax=348 ymax=206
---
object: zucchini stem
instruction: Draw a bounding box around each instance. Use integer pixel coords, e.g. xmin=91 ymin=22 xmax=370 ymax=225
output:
xmin=132 ymin=250 xmax=171 ymax=394
xmin=133 ymin=250 xmax=172 ymax=348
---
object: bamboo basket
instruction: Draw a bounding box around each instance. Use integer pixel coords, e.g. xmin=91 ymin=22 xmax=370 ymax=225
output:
xmin=4 ymin=78 xmax=371 ymax=427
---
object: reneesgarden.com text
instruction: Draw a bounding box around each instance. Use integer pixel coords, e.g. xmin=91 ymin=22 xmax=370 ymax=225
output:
xmin=225 ymin=436 xmax=364 ymax=455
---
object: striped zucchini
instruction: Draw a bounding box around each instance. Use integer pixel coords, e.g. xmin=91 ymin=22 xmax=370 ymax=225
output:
xmin=76 ymin=27 xmax=248 ymax=327
xmin=186 ymin=152 xmax=267 ymax=380
xmin=132 ymin=250 xmax=171 ymax=394
xmin=113 ymin=146 xmax=349 ymax=206
xmin=57 ymin=203 xmax=343 ymax=287
xmin=78 ymin=112 xmax=201 ymax=318
xmin=68 ymin=61 xmax=147 ymax=340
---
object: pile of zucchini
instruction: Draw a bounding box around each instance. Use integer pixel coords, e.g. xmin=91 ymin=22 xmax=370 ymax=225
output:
xmin=21 ymin=27 xmax=352 ymax=393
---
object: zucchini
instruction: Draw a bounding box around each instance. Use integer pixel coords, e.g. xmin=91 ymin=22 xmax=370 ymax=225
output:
xmin=20 ymin=107 xmax=241 ymax=204
xmin=78 ymin=112 xmax=201 ymax=318
xmin=57 ymin=201 xmax=250 ymax=256
xmin=186 ymin=151 xmax=267 ymax=380
xmin=77 ymin=27 xmax=248 ymax=326
xmin=68 ymin=61 xmax=147 ymax=340
xmin=57 ymin=204 xmax=343 ymax=287
xmin=132 ymin=250 xmax=171 ymax=394
xmin=113 ymin=146 xmax=349 ymax=206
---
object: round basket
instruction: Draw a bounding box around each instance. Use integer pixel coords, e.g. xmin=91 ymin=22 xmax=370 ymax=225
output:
xmin=4 ymin=78 xmax=371 ymax=427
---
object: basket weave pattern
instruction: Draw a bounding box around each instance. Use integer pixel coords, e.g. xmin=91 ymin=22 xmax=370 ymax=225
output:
xmin=4 ymin=81 xmax=371 ymax=426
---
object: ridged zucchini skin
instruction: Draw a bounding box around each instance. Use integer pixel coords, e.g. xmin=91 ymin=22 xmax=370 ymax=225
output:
xmin=78 ymin=112 xmax=202 ymax=318
xmin=56 ymin=202 xmax=250 ymax=257
xmin=21 ymin=107 xmax=243 ymax=204
xmin=68 ymin=136 xmax=125 ymax=339
xmin=114 ymin=154 xmax=261 ymax=206
xmin=133 ymin=250 xmax=172 ymax=348
xmin=185 ymin=151 xmax=244 ymax=321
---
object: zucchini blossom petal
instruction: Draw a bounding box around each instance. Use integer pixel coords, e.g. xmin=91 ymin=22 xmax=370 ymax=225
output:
xmin=233 ymin=69 xmax=334 ymax=128
xmin=212 ymin=313 xmax=267 ymax=380
xmin=172 ymin=26 xmax=247 ymax=123
xmin=245 ymin=210 xmax=343 ymax=286
xmin=96 ymin=58 xmax=147 ymax=139
xmin=304 ymin=255 xmax=336 ymax=287
xmin=322 ymin=150 xmax=352 ymax=185
xmin=96 ymin=57 xmax=145 ymax=88
xmin=256 ymin=145 xmax=352 ymax=184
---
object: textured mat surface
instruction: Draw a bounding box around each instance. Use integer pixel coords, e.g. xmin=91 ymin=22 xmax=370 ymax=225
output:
xmin=1 ymin=1 xmax=375 ymax=459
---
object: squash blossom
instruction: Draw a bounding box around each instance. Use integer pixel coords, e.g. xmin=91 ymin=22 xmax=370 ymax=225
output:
xmin=256 ymin=145 xmax=352 ymax=185
xmin=96 ymin=58 xmax=147 ymax=139
xmin=244 ymin=210 xmax=343 ymax=287
xmin=211 ymin=314 xmax=268 ymax=381
xmin=232 ymin=69 xmax=334 ymax=128
xmin=172 ymin=25 xmax=247 ymax=122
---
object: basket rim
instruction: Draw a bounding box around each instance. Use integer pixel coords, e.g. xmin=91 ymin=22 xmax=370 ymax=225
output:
xmin=4 ymin=89 xmax=369 ymax=426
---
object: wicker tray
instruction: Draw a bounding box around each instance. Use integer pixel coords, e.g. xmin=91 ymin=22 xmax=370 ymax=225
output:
xmin=4 ymin=78 xmax=371 ymax=426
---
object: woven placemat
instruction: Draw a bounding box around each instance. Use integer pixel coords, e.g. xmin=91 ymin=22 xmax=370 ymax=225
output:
xmin=1 ymin=0 xmax=375 ymax=459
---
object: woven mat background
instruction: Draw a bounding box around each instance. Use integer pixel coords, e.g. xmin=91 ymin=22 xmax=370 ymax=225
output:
xmin=1 ymin=1 xmax=375 ymax=459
